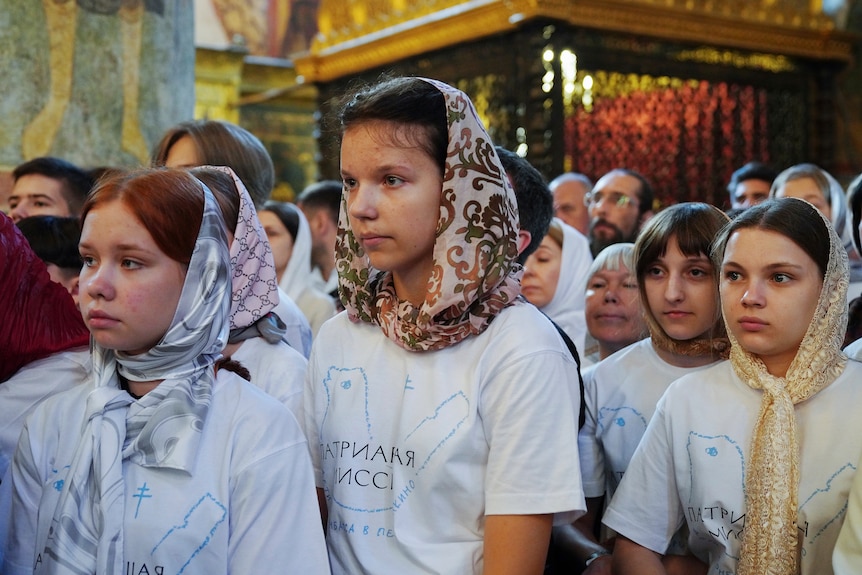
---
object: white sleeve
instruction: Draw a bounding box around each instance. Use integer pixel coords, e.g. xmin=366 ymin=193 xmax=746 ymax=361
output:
xmin=601 ymin=394 xmax=684 ymax=553
xmin=1 ymin=423 xmax=42 ymax=575
xmin=303 ymin=344 xmax=325 ymax=488
xmin=577 ymin=367 xmax=605 ymax=498
xmin=480 ymin=347 xmax=586 ymax=523
xmin=833 ymin=452 xmax=862 ymax=575
xmin=228 ymin=435 xmax=330 ymax=574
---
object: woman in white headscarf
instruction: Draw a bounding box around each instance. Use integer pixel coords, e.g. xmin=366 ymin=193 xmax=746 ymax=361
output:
xmin=259 ymin=200 xmax=337 ymax=337
xmin=1 ymin=169 xmax=329 ymax=574
xmin=771 ymin=162 xmax=862 ymax=290
xmin=522 ymin=217 xmax=592 ymax=357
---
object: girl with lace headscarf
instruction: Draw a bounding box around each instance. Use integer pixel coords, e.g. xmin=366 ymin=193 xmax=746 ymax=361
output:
xmin=303 ymin=77 xmax=585 ymax=575
xmin=608 ymin=198 xmax=862 ymax=575
xmin=1 ymin=169 xmax=329 ymax=574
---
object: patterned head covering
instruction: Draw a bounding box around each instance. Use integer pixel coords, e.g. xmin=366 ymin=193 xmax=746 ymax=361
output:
xmin=199 ymin=166 xmax=285 ymax=344
xmin=0 ymin=213 xmax=88 ymax=381
xmin=39 ymin=176 xmax=231 ymax=574
xmin=726 ymin=198 xmax=849 ymax=575
xmin=336 ymin=77 xmax=523 ymax=351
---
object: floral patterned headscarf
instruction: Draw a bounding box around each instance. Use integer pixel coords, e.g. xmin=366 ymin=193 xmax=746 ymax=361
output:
xmin=336 ymin=77 xmax=523 ymax=351
xmin=726 ymin=199 xmax=849 ymax=575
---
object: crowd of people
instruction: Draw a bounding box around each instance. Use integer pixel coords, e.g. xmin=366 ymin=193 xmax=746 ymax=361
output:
xmin=2 ymin=74 xmax=862 ymax=574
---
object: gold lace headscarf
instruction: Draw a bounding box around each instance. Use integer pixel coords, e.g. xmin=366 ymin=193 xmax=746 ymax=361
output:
xmin=336 ymin=78 xmax=523 ymax=352
xmin=725 ymin=202 xmax=849 ymax=575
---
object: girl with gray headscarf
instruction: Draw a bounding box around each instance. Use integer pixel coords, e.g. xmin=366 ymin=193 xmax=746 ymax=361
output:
xmin=1 ymin=169 xmax=329 ymax=574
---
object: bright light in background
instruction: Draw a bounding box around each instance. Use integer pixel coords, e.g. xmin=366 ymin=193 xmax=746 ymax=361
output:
xmin=560 ymin=49 xmax=578 ymax=107
xmin=583 ymin=75 xmax=593 ymax=90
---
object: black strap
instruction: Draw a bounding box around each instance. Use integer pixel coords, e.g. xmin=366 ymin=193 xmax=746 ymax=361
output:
xmin=544 ymin=314 xmax=586 ymax=430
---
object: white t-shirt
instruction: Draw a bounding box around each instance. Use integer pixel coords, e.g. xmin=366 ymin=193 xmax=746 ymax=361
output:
xmin=304 ymin=303 xmax=586 ymax=574
xmin=0 ymin=349 xmax=90 ymax=482
xmin=843 ymin=337 xmax=862 ymax=361
xmin=274 ymin=287 xmax=313 ymax=358
xmin=604 ymin=360 xmax=862 ymax=575
xmin=578 ymin=338 xmax=716 ymax=499
xmin=231 ymin=336 xmax=306 ymax=423
xmin=834 ymin=449 xmax=862 ymax=574
xmin=295 ymin=287 xmax=338 ymax=339
xmin=2 ymin=372 xmax=330 ymax=575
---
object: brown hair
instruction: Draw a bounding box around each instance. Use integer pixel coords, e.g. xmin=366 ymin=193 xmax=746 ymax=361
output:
xmin=150 ymin=120 xmax=274 ymax=208
xmin=189 ymin=166 xmax=240 ymax=233
xmin=711 ymin=197 xmax=830 ymax=279
xmin=81 ymin=169 xmax=204 ymax=265
xmin=635 ymin=202 xmax=730 ymax=353
xmin=339 ymin=76 xmax=448 ymax=175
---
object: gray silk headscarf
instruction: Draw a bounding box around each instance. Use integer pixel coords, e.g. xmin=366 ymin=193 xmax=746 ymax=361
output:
xmin=38 ymin=179 xmax=231 ymax=574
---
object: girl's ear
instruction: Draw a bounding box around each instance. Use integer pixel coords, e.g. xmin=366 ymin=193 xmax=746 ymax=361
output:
xmin=516 ymin=230 xmax=532 ymax=258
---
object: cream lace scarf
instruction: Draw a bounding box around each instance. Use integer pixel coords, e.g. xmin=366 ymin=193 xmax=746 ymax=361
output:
xmin=731 ymin=209 xmax=849 ymax=575
xmin=337 ymin=78 xmax=523 ymax=351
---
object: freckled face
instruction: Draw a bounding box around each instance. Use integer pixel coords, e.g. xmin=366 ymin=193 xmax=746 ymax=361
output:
xmin=340 ymin=121 xmax=442 ymax=305
xmin=79 ymin=201 xmax=186 ymax=355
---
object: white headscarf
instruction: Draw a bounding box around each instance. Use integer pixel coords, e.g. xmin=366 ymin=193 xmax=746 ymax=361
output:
xmin=277 ymin=203 xmax=314 ymax=305
xmin=539 ymin=218 xmax=592 ymax=353
xmin=38 ymin=176 xmax=231 ymax=575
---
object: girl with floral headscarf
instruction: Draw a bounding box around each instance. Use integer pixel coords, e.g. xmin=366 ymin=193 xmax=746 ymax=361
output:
xmin=608 ymin=198 xmax=862 ymax=575
xmin=303 ymin=77 xmax=585 ymax=574
xmin=1 ymin=169 xmax=329 ymax=574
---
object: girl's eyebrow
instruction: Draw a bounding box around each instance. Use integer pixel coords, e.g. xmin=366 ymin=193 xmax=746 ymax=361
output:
xmin=722 ymin=260 xmax=805 ymax=271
